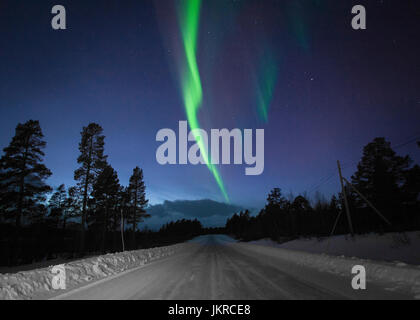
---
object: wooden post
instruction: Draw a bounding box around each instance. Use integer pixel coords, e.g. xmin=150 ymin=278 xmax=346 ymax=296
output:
xmin=337 ymin=161 xmax=354 ymax=237
xmin=121 ymin=209 xmax=125 ymax=252
xmin=327 ymin=209 xmax=343 ymax=251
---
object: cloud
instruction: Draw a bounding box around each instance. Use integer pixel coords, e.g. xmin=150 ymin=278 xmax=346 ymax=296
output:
xmin=142 ymin=199 xmax=244 ymax=230
xmin=147 ymin=199 xmax=243 ymax=218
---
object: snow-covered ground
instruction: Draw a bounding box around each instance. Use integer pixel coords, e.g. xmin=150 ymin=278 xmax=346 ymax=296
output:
xmin=248 ymin=231 xmax=420 ymax=265
xmin=48 ymin=235 xmax=420 ymax=300
xmin=0 ymin=243 xmax=187 ymax=300
xmin=243 ymin=232 xmax=420 ymax=298
xmin=236 ymin=239 xmax=420 ymax=299
xmin=2 ymin=233 xmax=420 ymax=300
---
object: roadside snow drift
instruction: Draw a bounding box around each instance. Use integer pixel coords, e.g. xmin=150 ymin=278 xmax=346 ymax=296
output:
xmin=0 ymin=243 xmax=187 ymax=300
xmin=249 ymin=232 xmax=420 ymax=265
xmin=237 ymin=238 xmax=420 ymax=299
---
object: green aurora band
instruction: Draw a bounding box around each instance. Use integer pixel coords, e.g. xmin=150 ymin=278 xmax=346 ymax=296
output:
xmin=257 ymin=53 xmax=278 ymax=122
xmin=178 ymin=0 xmax=229 ymax=202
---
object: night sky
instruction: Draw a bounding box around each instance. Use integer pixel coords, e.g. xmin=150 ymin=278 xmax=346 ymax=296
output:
xmin=0 ymin=0 xmax=419 ymax=228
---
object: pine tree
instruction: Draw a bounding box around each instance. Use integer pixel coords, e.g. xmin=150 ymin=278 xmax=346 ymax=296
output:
xmin=62 ymin=186 xmax=80 ymax=230
xmin=351 ymin=137 xmax=412 ymax=227
xmin=0 ymin=120 xmax=51 ymax=229
xmin=128 ymin=167 xmax=149 ymax=248
xmin=48 ymin=184 xmax=67 ymax=228
xmin=263 ymin=188 xmax=290 ymax=237
xmin=92 ymin=164 xmax=120 ymax=253
xmin=74 ymin=123 xmax=107 ymax=252
xmin=266 ymin=188 xmax=287 ymax=208
xmin=115 ymin=186 xmax=131 ymax=251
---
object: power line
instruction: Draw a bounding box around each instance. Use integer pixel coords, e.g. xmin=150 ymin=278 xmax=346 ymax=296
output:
xmin=340 ymin=133 xmax=420 ymax=171
xmin=306 ymin=171 xmax=337 ymax=195
xmin=394 ymin=136 xmax=420 ymax=150
xmin=303 ymin=133 xmax=420 ymax=196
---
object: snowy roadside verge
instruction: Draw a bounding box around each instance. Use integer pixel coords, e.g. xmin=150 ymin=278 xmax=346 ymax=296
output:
xmin=248 ymin=232 xmax=420 ymax=265
xmin=233 ymin=242 xmax=420 ymax=299
xmin=0 ymin=243 xmax=189 ymax=300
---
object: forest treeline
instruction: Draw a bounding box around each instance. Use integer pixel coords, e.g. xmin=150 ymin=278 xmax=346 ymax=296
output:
xmin=0 ymin=120 xmax=202 ymax=266
xmin=226 ymin=138 xmax=420 ymax=241
xmin=1 ymin=120 xmax=419 ymax=266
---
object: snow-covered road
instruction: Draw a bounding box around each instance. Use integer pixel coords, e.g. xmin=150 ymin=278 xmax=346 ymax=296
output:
xmin=47 ymin=235 xmax=415 ymax=300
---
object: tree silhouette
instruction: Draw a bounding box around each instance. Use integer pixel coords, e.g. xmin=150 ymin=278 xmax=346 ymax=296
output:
xmin=62 ymin=186 xmax=81 ymax=231
xmin=351 ymin=137 xmax=411 ymax=227
xmin=128 ymin=167 xmax=150 ymax=248
xmin=0 ymin=120 xmax=51 ymax=230
xmin=266 ymin=188 xmax=287 ymax=208
xmin=74 ymin=123 xmax=107 ymax=253
xmin=48 ymin=184 xmax=67 ymax=228
xmin=92 ymin=164 xmax=121 ymax=253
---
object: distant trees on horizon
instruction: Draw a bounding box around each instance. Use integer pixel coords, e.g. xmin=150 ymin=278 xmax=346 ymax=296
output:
xmin=0 ymin=120 xmax=419 ymax=266
xmin=226 ymin=138 xmax=420 ymax=241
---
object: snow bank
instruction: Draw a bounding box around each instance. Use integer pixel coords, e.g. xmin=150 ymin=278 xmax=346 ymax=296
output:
xmin=239 ymin=236 xmax=420 ymax=299
xmin=249 ymin=231 xmax=420 ymax=265
xmin=0 ymin=243 xmax=187 ymax=300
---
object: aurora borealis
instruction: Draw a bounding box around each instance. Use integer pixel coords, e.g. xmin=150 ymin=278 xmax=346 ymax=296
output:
xmin=177 ymin=0 xmax=229 ymax=201
xmin=256 ymin=50 xmax=278 ymax=123
xmin=0 ymin=0 xmax=419 ymax=229
xmin=174 ymin=1 xmax=279 ymax=200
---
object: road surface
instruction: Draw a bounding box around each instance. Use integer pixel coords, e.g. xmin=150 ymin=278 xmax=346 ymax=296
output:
xmin=49 ymin=235 xmax=412 ymax=300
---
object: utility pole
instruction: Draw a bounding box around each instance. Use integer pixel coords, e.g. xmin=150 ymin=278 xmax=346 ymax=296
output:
xmin=337 ymin=160 xmax=354 ymax=237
